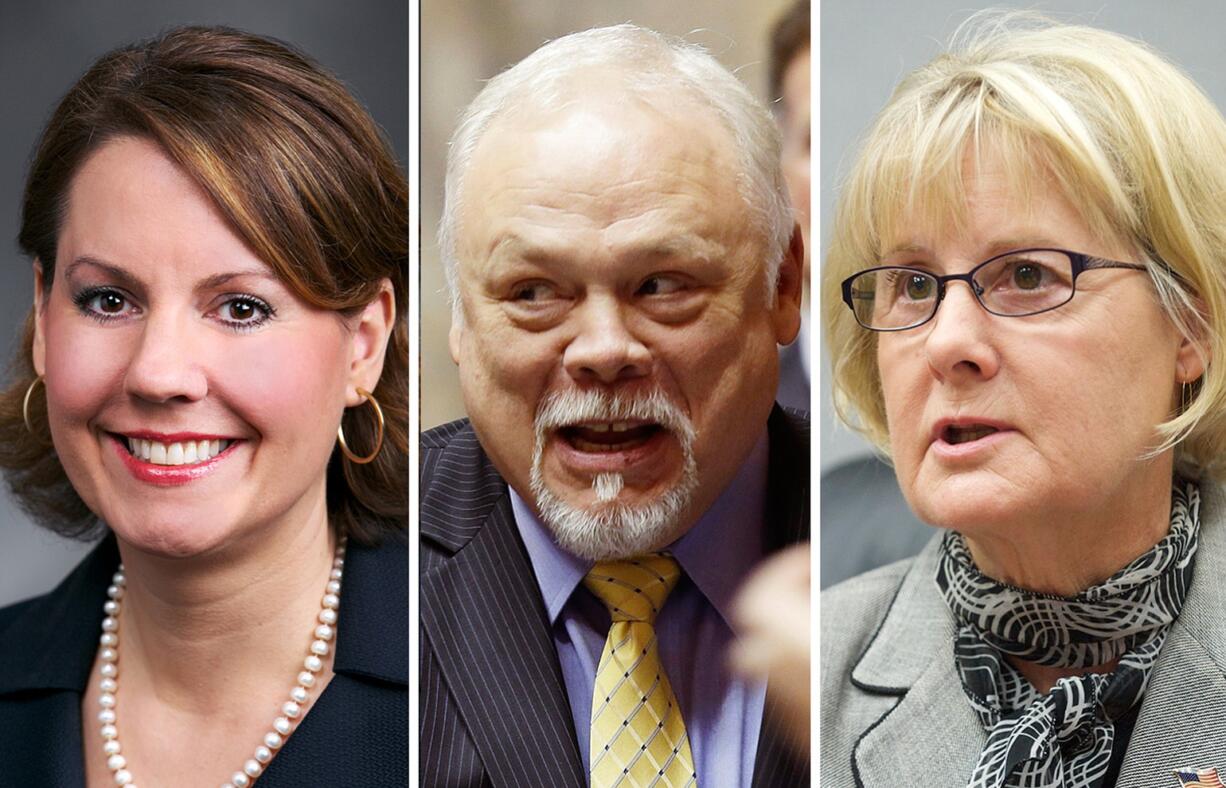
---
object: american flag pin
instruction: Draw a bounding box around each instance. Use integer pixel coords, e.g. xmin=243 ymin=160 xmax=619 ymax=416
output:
xmin=1174 ymin=767 xmax=1226 ymax=788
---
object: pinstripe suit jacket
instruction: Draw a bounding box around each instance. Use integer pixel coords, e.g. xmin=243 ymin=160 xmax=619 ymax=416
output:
xmin=420 ymin=407 xmax=810 ymax=787
xmin=820 ymin=481 xmax=1226 ymax=788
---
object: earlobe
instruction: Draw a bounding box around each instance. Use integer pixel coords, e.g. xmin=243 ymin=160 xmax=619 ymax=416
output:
xmin=448 ymin=314 xmax=464 ymax=366
xmin=1174 ymin=310 xmax=1209 ymax=385
xmin=771 ymin=223 xmax=805 ymax=345
xmin=1176 ymin=345 xmax=1208 ymax=385
xmin=32 ymin=261 xmax=47 ymax=377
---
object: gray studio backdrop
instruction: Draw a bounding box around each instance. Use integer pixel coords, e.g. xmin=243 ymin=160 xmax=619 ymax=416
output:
xmin=820 ymin=0 xmax=1226 ymax=472
xmin=0 ymin=0 xmax=406 ymax=608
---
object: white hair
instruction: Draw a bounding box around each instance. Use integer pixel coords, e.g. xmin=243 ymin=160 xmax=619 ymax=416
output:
xmin=440 ymin=24 xmax=793 ymax=315
xmin=528 ymin=387 xmax=698 ymax=561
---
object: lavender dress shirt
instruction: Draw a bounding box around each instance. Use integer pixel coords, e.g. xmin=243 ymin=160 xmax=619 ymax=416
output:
xmin=511 ymin=431 xmax=770 ymax=788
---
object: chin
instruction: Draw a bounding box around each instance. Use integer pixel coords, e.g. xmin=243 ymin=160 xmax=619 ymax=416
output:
xmin=530 ymin=470 xmax=698 ymax=561
xmin=908 ymin=486 xmax=1024 ymax=534
xmin=108 ymin=513 xmax=236 ymax=560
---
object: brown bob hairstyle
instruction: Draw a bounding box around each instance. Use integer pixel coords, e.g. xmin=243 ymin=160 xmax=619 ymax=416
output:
xmin=0 ymin=26 xmax=408 ymax=543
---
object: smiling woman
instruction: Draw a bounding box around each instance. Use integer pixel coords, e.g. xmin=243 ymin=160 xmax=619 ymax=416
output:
xmin=0 ymin=27 xmax=407 ymax=787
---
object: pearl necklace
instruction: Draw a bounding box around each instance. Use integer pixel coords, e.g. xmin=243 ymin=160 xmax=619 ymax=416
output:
xmin=96 ymin=539 xmax=347 ymax=788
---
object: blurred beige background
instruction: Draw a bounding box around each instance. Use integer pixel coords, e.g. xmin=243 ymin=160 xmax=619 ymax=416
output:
xmin=421 ymin=0 xmax=791 ymax=428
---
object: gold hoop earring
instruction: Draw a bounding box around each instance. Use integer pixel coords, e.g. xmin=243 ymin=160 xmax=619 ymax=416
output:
xmin=22 ymin=376 xmax=44 ymax=435
xmin=1181 ymin=382 xmax=1193 ymax=414
xmin=337 ymin=387 xmax=384 ymax=464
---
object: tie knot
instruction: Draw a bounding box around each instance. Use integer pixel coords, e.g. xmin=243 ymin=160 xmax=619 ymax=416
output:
xmin=583 ymin=554 xmax=681 ymax=623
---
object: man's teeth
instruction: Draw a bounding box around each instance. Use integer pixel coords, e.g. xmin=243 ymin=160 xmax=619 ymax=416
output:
xmin=578 ymin=422 xmax=632 ymax=433
xmin=126 ymin=438 xmax=230 ymax=465
xmin=569 ymin=422 xmax=650 ymax=452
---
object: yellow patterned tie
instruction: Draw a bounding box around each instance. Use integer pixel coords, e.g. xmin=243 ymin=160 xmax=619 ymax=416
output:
xmin=583 ymin=554 xmax=697 ymax=788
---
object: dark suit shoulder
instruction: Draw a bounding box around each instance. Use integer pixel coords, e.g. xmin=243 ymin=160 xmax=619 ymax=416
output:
xmin=0 ymin=592 xmax=41 ymax=634
xmin=421 ymin=417 xmax=471 ymax=450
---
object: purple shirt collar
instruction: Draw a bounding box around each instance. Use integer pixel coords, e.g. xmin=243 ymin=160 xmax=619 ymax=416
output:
xmin=511 ymin=429 xmax=770 ymax=627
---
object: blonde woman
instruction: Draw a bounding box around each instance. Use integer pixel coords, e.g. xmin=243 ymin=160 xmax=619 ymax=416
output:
xmin=822 ymin=15 xmax=1226 ymax=787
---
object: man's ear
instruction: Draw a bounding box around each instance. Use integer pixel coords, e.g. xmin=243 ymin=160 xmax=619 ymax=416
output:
xmin=448 ymin=308 xmax=464 ymax=366
xmin=346 ymin=278 xmax=396 ymax=404
xmin=771 ymin=222 xmax=804 ymax=345
xmin=32 ymin=260 xmax=47 ymax=377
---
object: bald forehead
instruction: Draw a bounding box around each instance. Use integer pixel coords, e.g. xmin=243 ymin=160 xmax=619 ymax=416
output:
xmin=451 ymin=91 xmax=767 ymax=293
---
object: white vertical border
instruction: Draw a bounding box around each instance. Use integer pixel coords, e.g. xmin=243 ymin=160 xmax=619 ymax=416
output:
xmin=810 ymin=0 xmax=822 ymax=773
xmin=407 ymin=0 xmax=421 ymax=783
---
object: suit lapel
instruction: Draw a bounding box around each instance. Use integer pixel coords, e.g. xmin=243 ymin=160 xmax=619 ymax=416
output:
xmin=420 ymin=426 xmax=585 ymax=788
xmin=849 ymin=534 xmax=986 ymax=785
xmin=1119 ymin=480 xmax=1226 ymax=781
xmin=852 ymin=644 xmax=985 ymax=786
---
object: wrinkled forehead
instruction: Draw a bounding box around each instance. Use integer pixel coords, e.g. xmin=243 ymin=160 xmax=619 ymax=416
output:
xmin=456 ymin=93 xmax=749 ymax=256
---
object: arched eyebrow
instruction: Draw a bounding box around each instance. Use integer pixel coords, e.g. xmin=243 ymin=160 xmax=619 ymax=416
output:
xmin=64 ymin=256 xmax=140 ymax=289
xmin=194 ymin=270 xmax=280 ymax=290
xmin=64 ymin=255 xmax=277 ymax=292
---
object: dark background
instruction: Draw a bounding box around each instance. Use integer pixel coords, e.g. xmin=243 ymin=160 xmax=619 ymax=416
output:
xmin=0 ymin=0 xmax=408 ymax=607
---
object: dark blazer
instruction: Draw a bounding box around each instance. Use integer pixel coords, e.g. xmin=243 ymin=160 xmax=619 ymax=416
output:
xmin=0 ymin=532 xmax=408 ymax=787
xmin=419 ymin=406 xmax=811 ymax=787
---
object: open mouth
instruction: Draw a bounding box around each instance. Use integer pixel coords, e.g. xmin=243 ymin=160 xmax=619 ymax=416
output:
xmin=114 ymin=434 xmax=234 ymax=466
xmin=558 ymin=421 xmax=665 ymax=453
xmin=942 ymin=424 xmax=1000 ymax=445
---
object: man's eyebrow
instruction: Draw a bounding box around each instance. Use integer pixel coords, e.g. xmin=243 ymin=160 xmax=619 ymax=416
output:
xmin=63 ymin=257 xmax=277 ymax=291
xmin=487 ymin=233 xmax=726 ymax=264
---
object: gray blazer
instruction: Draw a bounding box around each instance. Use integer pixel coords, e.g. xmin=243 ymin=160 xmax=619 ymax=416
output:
xmin=821 ymin=481 xmax=1226 ymax=787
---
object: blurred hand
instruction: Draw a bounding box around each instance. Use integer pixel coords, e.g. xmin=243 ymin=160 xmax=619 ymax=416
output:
xmin=729 ymin=542 xmax=811 ymax=754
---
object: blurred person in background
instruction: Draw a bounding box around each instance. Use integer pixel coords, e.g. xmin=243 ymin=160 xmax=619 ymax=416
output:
xmin=822 ymin=14 xmax=1226 ymax=786
xmin=770 ymin=0 xmax=811 ymax=413
xmin=420 ymin=24 xmax=809 ymax=788
xmin=0 ymin=27 xmax=408 ymax=786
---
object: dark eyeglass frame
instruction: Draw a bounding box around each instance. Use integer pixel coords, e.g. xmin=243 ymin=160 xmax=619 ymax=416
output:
xmin=840 ymin=247 xmax=1150 ymax=332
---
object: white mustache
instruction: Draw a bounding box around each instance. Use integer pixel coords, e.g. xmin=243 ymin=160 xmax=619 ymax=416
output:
xmin=533 ymin=388 xmax=694 ymax=440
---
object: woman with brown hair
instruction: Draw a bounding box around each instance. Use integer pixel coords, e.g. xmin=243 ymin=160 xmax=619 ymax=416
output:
xmin=0 ymin=26 xmax=407 ymax=786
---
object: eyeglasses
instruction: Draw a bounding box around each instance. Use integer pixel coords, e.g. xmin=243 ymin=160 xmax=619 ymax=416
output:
xmin=840 ymin=248 xmax=1149 ymax=332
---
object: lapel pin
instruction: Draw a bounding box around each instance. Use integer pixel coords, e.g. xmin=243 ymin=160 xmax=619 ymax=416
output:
xmin=1175 ymin=767 xmax=1226 ymax=787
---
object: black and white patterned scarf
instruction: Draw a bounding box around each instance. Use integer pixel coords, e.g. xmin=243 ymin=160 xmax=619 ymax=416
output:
xmin=936 ymin=480 xmax=1200 ymax=788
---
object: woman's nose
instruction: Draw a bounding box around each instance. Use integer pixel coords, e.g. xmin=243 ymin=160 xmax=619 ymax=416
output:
xmin=922 ymin=281 xmax=1001 ymax=383
xmin=122 ymin=313 xmax=209 ymax=403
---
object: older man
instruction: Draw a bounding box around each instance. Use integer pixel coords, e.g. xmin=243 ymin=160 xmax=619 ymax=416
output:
xmin=420 ymin=25 xmax=808 ymax=788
